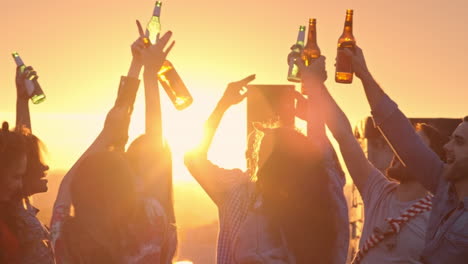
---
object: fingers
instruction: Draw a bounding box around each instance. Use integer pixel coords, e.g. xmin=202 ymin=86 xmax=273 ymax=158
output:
xmin=343 ymin=48 xmax=354 ymax=57
xmin=164 ymin=40 xmax=175 ymax=56
xmin=136 ymin=20 xmax=145 ymax=37
xmin=296 ymin=59 xmax=306 ymax=70
xmin=156 ymin=31 xmax=173 ymax=49
xmin=237 ymin=74 xmax=256 ymax=86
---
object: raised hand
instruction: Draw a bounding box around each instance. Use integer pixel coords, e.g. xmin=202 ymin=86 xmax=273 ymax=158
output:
xmin=15 ymin=65 xmax=37 ymax=99
xmin=137 ymin=22 xmax=175 ymax=73
xmin=220 ymin=74 xmax=256 ymax=106
xmin=342 ymin=45 xmax=370 ymax=80
xmin=297 ymin=56 xmax=327 ymax=96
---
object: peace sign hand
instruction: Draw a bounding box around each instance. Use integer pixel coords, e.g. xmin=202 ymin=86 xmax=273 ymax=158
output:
xmin=135 ymin=20 xmax=175 ymax=73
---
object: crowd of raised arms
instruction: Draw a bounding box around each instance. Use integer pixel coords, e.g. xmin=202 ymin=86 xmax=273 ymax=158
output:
xmin=1 ymin=4 xmax=468 ymax=264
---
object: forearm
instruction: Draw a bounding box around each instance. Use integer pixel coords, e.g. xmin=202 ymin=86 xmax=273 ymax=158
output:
xmin=303 ymin=81 xmax=327 ymax=144
xmin=321 ymin=85 xmax=372 ymax=191
xmin=16 ymin=98 xmax=31 ymax=131
xmin=53 ymin=133 xmax=110 ymax=208
xmin=127 ymin=58 xmax=142 ymax=79
xmin=198 ymin=100 xmax=230 ymax=155
xmin=360 ymin=72 xmax=386 ymax=111
xmin=372 ymin=96 xmax=443 ymax=193
xmin=143 ymin=68 xmax=163 ymax=147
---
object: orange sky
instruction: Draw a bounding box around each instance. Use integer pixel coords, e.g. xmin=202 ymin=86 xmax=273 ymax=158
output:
xmin=1 ymin=0 xmax=467 ymax=180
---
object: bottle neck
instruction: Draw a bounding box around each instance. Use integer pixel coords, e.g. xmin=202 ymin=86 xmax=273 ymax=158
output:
xmin=305 ymin=24 xmax=318 ymax=47
xmin=343 ymin=15 xmax=353 ymax=34
xmin=296 ymin=29 xmax=306 ymax=46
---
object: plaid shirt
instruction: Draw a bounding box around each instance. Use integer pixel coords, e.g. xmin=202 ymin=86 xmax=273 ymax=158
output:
xmin=189 ymin=150 xmax=348 ymax=264
xmin=16 ymin=200 xmax=55 ymax=264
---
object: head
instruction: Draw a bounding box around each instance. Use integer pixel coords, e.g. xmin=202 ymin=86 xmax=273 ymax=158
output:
xmin=126 ymin=135 xmax=177 ymax=262
xmin=126 ymin=135 xmax=175 ymax=222
xmin=0 ymin=122 xmax=26 ymax=202
xmin=22 ymin=133 xmax=49 ymax=196
xmin=64 ymin=151 xmax=145 ymax=262
xmin=444 ymin=116 xmax=468 ymax=181
xmin=253 ymin=126 xmax=336 ymax=263
xmin=386 ymin=123 xmax=448 ymax=184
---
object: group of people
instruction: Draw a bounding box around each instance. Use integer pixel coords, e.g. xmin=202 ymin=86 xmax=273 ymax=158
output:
xmin=1 ymin=20 xmax=467 ymax=264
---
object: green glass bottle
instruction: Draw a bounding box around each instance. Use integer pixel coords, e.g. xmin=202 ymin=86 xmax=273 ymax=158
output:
xmin=146 ymin=1 xmax=162 ymax=44
xmin=12 ymin=52 xmax=46 ymax=104
xmin=287 ymin=26 xmax=306 ymax=82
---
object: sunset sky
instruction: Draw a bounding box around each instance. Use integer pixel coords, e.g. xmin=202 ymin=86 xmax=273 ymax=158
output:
xmin=1 ymin=0 xmax=467 ymax=181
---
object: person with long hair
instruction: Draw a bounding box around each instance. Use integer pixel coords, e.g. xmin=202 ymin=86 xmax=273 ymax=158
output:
xmin=0 ymin=122 xmax=27 ymax=263
xmin=125 ymin=21 xmax=178 ymax=263
xmin=51 ymin=30 xmax=175 ymax=263
xmin=5 ymin=61 xmax=55 ymax=263
xmin=185 ymin=62 xmax=341 ymax=262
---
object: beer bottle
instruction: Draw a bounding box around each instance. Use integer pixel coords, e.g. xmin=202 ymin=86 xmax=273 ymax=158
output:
xmin=12 ymin=52 xmax=46 ymax=104
xmin=157 ymin=61 xmax=193 ymax=110
xmin=145 ymin=1 xmax=193 ymax=110
xmin=287 ymin=25 xmax=306 ymax=83
xmin=146 ymin=1 xmax=162 ymax=45
xmin=335 ymin=9 xmax=356 ymax=84
xmin=302 ymin=18 xmax=321 ymax=66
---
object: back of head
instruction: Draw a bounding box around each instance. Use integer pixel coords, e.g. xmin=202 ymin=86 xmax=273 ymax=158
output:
xmin=126 ymin=135 xmax=175 ymax=223
xmin=255 ymin=127 xmax=337 ymax=264
xmin=64 ymin=150 xmax=145 ymax=263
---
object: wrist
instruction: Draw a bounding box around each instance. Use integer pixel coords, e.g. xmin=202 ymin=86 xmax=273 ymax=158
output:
xmin=216 ymin=98 xmax=231 ymax=111
xmin=127 ymin=59 xmax=143 ymax=79
xmin=359 ymin=71 xmax=374 ymax=85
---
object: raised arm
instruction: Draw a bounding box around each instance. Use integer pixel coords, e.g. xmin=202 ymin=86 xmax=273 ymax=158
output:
xmin=51 ymin=36 xmax=145 ymax=245
xmin=346 ymin=46 xmax=444 ymax=193
xmin=15 ymin=66 xmax=33 ymax=131
xmin=184 ymin=74 xmax=255 ymax=205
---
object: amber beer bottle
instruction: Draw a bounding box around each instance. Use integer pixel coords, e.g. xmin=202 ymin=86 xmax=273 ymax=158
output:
xmin=302 ymin=19 xmax=321 ymax=66
xmin=145 ymin=1 xmax=193 ymax=110
xmin=12 ymin=52 xmax=46 ymax=104
xmin=287 ymin=25 xmax=306 ymax=82
xmin=335 ymin=9 xmax=356 ymax=84
xmin=157 ymin=61 xmax=192 ymax=110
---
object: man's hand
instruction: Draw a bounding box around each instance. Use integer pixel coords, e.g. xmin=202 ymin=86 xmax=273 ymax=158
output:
xmin=342 ymin=45 xmax=370 ymax=80
xmin=220 ymin=74 xmax=256 ymax=107
xmin=15 ymin=66 xmax=37 ymax=99
xmin=297 ymin=56 xmax=327 ymax=95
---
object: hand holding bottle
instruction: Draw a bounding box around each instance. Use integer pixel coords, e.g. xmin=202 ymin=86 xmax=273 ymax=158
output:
xmin=342 ymin=45 xmax=370 ymax=80
xmin=15 ymin=65 xmax=38 ymax=100
xmin=297 ymin=56 xmax=327 ymax=93
xmin=220 ymin=74 xmax=256 ymax=107
xmin=139 ymin=28 xmax=175 ymax=73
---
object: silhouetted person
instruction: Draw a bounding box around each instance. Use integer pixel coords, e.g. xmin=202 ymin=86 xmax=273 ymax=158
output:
xmin=51 ymin=30 xmax=175 ymax=264
xmin=343 ymin=45 xmax=468 ymax=263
